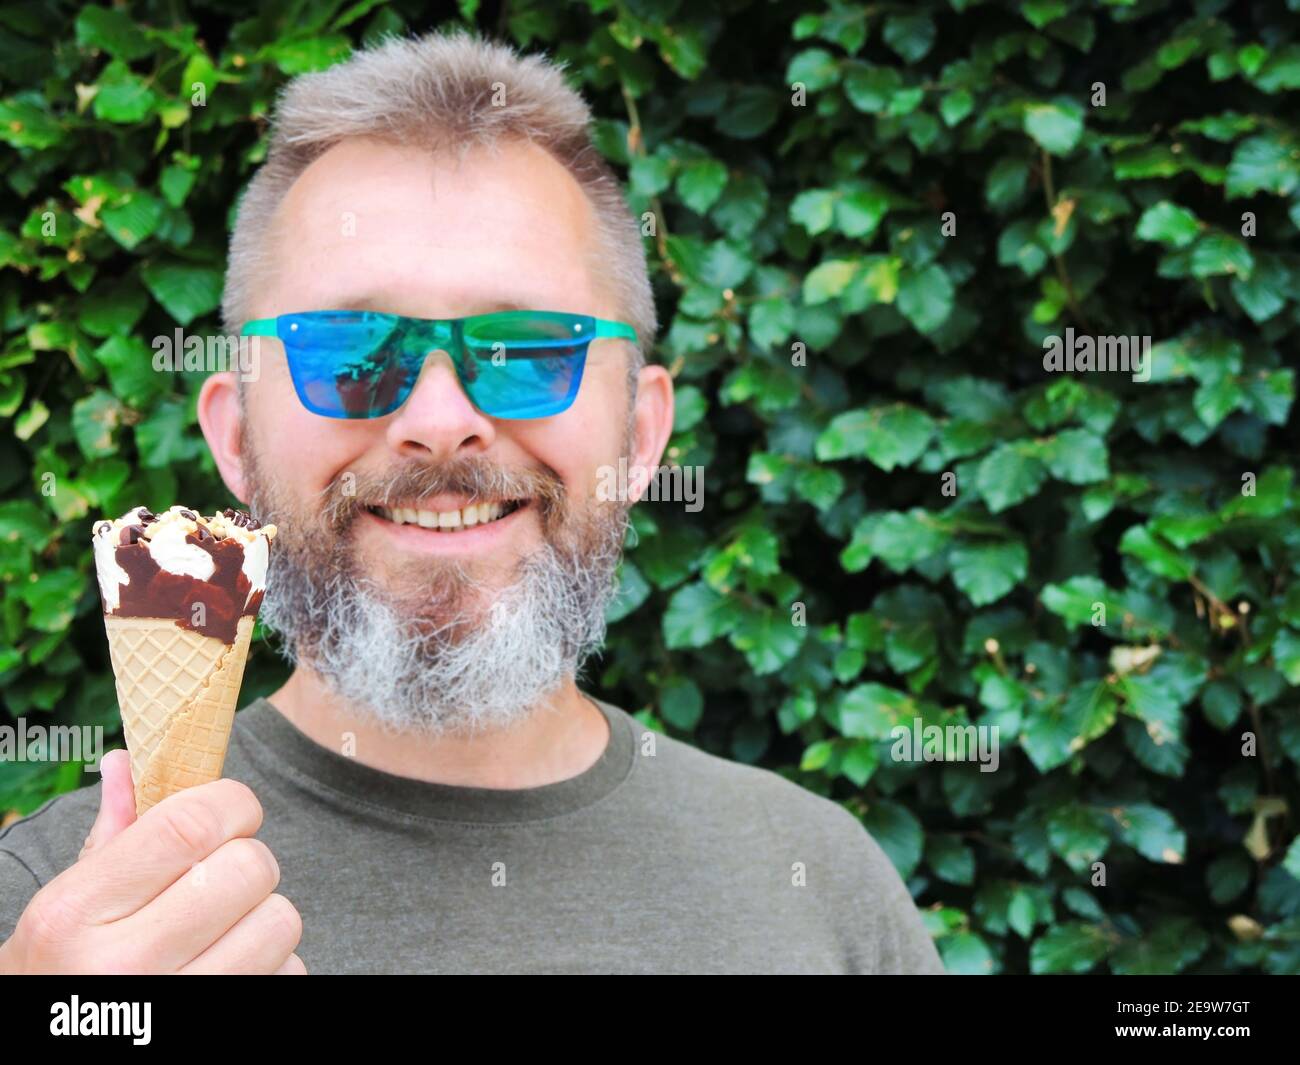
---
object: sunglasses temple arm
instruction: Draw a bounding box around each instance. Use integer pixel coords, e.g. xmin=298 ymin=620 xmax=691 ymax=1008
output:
xmin=242 ymin=319 xmax=278 ymax=337
xmin=594 ymin=321 xmax=637 ymax=343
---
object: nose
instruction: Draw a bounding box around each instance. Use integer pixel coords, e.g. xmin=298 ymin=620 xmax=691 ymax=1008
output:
xmin=383 ymin=349 xmax=497 ymax=461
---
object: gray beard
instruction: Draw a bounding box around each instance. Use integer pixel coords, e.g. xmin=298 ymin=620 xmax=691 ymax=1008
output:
xmin=255 ymin=522 xmax=627 ymax=737
xmin=243 ymin=429 xmax=632 ymax=737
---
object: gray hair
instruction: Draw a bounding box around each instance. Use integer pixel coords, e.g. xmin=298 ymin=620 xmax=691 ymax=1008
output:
xmin=222 ymin=29 xmax=656 ymax=377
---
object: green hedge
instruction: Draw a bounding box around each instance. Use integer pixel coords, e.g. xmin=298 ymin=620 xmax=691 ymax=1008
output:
xmin=2 ymin=0 xmax=1299 ymax=975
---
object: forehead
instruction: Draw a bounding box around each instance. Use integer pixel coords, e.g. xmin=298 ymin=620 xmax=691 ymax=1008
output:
xmin=263 ymin=136 xmax=602 ymax=317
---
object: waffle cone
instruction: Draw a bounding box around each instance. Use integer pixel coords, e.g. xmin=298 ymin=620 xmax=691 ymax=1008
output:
xmin=104 ymin=614 xmax=256 ymax=816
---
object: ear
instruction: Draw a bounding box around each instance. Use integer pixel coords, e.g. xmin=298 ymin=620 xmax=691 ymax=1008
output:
xmin=626 ymin=364 xmax=674 ymax=504
xmin=197 ymin=371 xmax=250 ymax=504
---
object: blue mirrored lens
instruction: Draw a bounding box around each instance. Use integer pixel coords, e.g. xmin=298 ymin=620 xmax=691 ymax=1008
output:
xmin=279 ymin=311 xmax=417 ymax=418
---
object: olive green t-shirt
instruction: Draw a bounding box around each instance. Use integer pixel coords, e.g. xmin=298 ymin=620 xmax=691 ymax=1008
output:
xmin=0 ymin=695 xmax=944 ymax=974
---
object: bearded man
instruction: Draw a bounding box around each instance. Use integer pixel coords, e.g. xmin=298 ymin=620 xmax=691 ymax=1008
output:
xmin=0 ymin=31 xmax=943 ymax=976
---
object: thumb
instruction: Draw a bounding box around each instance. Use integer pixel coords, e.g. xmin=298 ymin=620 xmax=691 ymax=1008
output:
xmin=78 ymin=748 xmax=137 ymax=860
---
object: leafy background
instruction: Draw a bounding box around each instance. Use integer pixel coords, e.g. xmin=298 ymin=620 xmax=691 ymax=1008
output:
xmin=2 ymin=0 xmax=1299 ymax=975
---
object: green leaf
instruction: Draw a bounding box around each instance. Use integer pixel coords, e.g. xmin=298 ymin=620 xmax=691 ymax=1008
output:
xmin=716 ymin=87 xmax=778 ymax=139
xmin=786 ymin=48 xmax=840 ymax=92
xmin=94 ymin=335 xmax=166 ymax=408
xmin=927 ymin=835 xmax=975 ymax=885
xmin=950 ymin=542 xmax=1029 ymax=606
xmin=729 ymin=605 xmax=806 ymax=674
xmin=803 ymin=259 xmax=858 ymax=304
xmin=676 ymin=159 xmax=728 ymax=214
xmin=1120 ymin=525 xmax=1194 ymax=581
xmin=882 ymin=14 xmax=935 ymax=63
xmin=1030 ymin=923 xmax=1109 ymax=974
xmin=1273 ymin=629 xmax=1300 ymax=686
xmin=1226 ymin=133 xmax=1300 ymax=199
xmin=897 ymin=264 xmax=955 ymax=333
xmin=1113 ymin=803 xmax=1185 ymax=864
xmin=790 ymin=189 xmax=835 ymax=235
xmin=1190 ymin=232 xmax=1254 ymax=279
xmin=844 ymin=63 xmax=902 ymax=114
xmin=0 ymin=94 xmax=64 ymax=149
xmin=75 ymin=6 xmax=153 ymax=61
xmin=1110 ymin=918 xmax=1208 ymax=975
xmin=1135 ymin=201 xmax=1201 ymax=248
xmin=662 ymin=582 xmax=738 ymax=649
xmin=1023 ymin=101 xmax=1084 ymax=155
xmin=0 ymin=500 xmax=54 ymax=549
xmin=975 ymin=443 xmax=1047 ymax=512
xmin=861 ymin=799 xmax=925 ymax=878
xmin=134 ymin=398 xmax=203 ymax=467
xmin=71 ymin=390 xmax=125 ymax=459
xmin=92 ymin=61 xmax=157 ymax=123
xmin=141 ymin=262 xmax=223 ymax=325
xmin=815 ymin=404 xmax=936 ymax=470
xmin=1041 ymin=429 xmax=1109 ymax=484
xmin=660 ymin=676 xmax=704 ymax=730
xmin=1048 ymin=805 xmax=1111 ymax=871
xmin=20 ymin=568 xmax=85 ymax=632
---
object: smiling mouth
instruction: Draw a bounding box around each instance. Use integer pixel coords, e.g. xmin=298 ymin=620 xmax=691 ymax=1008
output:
xmin=366 ymin=500 xmax=527 ymax=531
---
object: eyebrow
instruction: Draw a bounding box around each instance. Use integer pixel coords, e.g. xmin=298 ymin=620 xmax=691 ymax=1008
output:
xmin=320 ymin=295 xmax=534 ymax=316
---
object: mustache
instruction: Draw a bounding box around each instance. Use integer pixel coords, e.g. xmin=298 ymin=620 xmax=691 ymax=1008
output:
xmin=305 ymin=456 xmax=569 ymax=532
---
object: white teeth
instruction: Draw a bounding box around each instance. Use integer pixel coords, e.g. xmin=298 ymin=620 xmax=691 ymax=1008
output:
xmin=374 ymin=502 xmax=517 ymax=530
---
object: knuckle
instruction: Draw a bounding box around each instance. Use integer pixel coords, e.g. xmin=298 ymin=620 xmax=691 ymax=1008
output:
xmin=222 ymin=838 xmax=279 ymax=893
xmin=156 ymin=801 xmax=226 ymax=857
xmin=221 ymin=779 xmax=264 ymax=830
xmin=264 ymin=894 xmax=302 ymax=946
xmin=20 ymin=890 xmax=84 ymax=950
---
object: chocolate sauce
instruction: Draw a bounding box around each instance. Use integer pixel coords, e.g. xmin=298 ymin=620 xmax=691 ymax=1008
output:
xmin=107 ymin=534 xmax=265 ymax=643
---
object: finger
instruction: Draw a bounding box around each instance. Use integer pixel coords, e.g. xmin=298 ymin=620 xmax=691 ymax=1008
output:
xmin=177 ymin=895 xmax=303 ymax=975
xmin=53 ymin=779 xmax=263 ymax=925
xmin=78 ymin=749 xmax=137 ymax=861
xmin=273 ymin=953 xmax=307 ymax=975
xmin=112 ymin=837 xmax=282 ymax=973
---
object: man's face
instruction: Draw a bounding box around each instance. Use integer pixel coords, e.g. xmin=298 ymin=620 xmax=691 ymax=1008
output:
xmin=243 ymin=136 xmax=632 ymax=611
xmin=203 ymin=136 xmax=669 ymax=732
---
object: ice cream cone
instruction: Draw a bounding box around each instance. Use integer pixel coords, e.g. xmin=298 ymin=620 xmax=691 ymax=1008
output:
xmin=92 ymin=505 xmax=277 ymax=816
xmin=105 ymin=614 xmax=256 ymax=816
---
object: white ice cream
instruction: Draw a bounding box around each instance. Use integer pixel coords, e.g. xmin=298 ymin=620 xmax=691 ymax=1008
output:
xmin=91 ymin=505 xmax=277 ymax=615
xmin=241 ymin=534 xmax=269 ymax=609
xmin=93 ymin=527 xmax=130 ymax=612
xmin=145 ymin=520 xmax=216 ymax=581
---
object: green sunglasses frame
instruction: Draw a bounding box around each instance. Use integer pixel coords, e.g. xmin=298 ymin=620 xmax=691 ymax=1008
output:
xmin=240 ymin=308 xmax=638 ymax=420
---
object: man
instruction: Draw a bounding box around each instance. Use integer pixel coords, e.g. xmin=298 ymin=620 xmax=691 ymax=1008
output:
xmin=0 ymin=31 xmax=944 ymax=975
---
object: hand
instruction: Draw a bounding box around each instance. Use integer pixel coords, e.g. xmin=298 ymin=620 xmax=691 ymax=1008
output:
xmin=0 ymin=749 xmax=305 ymax=974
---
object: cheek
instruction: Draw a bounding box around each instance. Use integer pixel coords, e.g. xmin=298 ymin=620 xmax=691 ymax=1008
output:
xmin=527 ymin=361 xmax=629 ymax=498
xmin=247 ymin=354 xmax=365 ymax=492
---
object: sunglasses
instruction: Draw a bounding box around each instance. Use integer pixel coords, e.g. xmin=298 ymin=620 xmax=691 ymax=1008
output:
xmin=241 ymin=309 xmax=637 ymax=420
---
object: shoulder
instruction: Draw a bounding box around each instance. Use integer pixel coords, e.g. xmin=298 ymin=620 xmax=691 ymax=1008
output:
xmin=0 ymin=780 xmax=101 ymax=889
xmin=603 ymin=701 xmax=945 ymax=973
xmin=607 ymin=700 xmax=895 ymax=865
